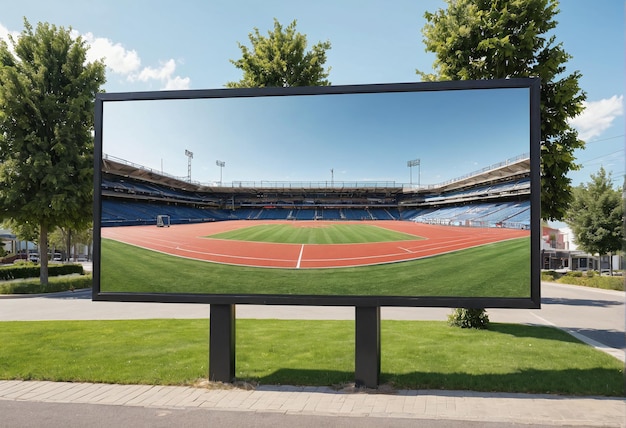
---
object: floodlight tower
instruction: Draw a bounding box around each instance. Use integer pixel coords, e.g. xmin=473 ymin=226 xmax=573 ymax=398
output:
xmin=216 ymin=160 xmax=226 ymax=186
xmin=185 ymin=149 xmax=193 ymax=182
xmin=407 ymin=158 xmax=420 ymax=187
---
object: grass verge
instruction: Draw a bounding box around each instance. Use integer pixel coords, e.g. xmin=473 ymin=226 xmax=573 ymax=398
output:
xmin=0 ymin=319 xmax=622 ymax=396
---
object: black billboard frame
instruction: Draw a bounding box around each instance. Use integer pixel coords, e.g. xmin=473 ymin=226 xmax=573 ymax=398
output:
xmin=93 ymin=77 xmax=541 ymax=309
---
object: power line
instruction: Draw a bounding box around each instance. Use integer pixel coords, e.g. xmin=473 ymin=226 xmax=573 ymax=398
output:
xmin=577 ymin=149 xmax=624 ymax=166
xmin=584 ymin=134 xmax=624 ymax=144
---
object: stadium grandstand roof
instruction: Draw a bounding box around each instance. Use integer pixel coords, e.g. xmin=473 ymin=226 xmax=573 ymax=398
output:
xmin=413 ymin=154 xmax=530 ymax=194
xmin=102 ymin=153 xmax=530 ymax=195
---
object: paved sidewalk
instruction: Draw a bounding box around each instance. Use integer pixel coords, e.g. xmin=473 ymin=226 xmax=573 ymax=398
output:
xmin=0 ymin=380 xmax=624 ymax=427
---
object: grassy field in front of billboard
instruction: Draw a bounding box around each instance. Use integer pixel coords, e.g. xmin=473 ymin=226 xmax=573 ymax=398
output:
xmin=101 ymin=236 xmax=531 ymax=297
xmin=0 ymin=319 xmax=622 ymax=395
xmin=206 ymin=222 xmax=423 ymax=244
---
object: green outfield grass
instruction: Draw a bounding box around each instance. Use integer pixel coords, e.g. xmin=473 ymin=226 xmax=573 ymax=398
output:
xmin=207 ymin=223 xmax=422 ymax=244
xmin=101 ymin=235 xmax=531 ymax=297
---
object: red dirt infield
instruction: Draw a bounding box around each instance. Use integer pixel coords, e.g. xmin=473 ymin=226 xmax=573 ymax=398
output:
xmin=101 ymin=220 xmax=530 ymax=269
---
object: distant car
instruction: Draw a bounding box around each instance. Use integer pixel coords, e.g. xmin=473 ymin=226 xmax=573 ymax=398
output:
xmin=28 ymin=254 xmax=39 ymax=262
xmin=53 ymin=253 xmax=63 ymax=261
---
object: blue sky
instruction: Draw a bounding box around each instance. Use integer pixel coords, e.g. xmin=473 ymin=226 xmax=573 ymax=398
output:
xmin=101 ymin=85 xmax=530 ymax=184
xmin=1 ymin=0 xmax=623 ymax=187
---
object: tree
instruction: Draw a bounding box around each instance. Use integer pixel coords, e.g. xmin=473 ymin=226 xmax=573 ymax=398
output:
xmin=50 ymin=225 xmax=93 ymax=261
xmin=566 ymin=167 xmax=623 ymax=273
xmin=0 ymin=19 xmax=106 ymax=285
xmin=418 ymin=0 xmax=586 ymax=222
xmin=227 ymin=19 xmax=331 ymax=88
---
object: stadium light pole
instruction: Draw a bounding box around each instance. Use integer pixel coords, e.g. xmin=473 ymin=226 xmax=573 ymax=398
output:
xmin=185 ymin=149 xmax=193 ymax=182
xmin=407 ymin=159 xmax=420 ymax=187
xmin=216 ymin=160 xmax=226 ymax=186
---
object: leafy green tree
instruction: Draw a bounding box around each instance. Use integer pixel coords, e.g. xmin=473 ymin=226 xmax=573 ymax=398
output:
xmin=418 ymin=0 xmax=586 ymax=222
xmin=0 ymin=19 xmax=105 ymax=285
xmin=566 ymin=167 xmax=623 ymax=273
xmin=50 ymin=225 xmax=93 ymax=261
xmin=227 ymin=19 xmax=331 ymax=88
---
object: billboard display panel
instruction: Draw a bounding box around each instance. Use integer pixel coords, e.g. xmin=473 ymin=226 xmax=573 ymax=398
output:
xmin=93 ymin=78 xmax=540 ymax=307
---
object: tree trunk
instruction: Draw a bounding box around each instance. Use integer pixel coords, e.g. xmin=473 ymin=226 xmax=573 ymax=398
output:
xmin=66 ymin=228 xmax=72 ymax=262
xmin=39 ymin=222 xmax=49 ymax=286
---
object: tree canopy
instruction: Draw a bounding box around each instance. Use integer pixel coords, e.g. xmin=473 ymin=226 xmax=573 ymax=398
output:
xmin=418 ymin=0 xmax=586 ymax=221
xmin=566 ymin=167 xmax=623 ymax=260
xmin=227 ymin=19 xmax=331 ymax=88
xmin=0 ymin=19 xmax=105 ymax=284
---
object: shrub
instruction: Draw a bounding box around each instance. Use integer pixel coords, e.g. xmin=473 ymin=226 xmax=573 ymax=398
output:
xmin=566 ymin=271 xmax=584 ymax=278
xmin=541 ymin=270 xmax=561 ymax=281
xmin=448 ymin=308 xmax=490 ymax=329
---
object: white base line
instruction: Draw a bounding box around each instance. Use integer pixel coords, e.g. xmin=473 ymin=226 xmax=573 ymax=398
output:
xmin=296 ymin=244 xmax=305 ymax=269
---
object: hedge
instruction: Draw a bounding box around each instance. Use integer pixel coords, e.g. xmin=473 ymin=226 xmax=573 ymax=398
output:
xmin=0 ymin=275 xmax=92 ymax=295
xmin=0 ymin=264 xmax=84 ymax=281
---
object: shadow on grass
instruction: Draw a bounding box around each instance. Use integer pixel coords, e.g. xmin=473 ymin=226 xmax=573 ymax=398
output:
xmin=489 ymin=323 xmax=626 ymax=350
xmin=487 ymin=323 xmax=583 ymax=344
xmin=251 ymin=367 xmax=625 ymax=397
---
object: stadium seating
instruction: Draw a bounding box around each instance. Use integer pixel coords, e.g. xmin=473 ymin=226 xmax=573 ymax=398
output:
xmin=101 ymin=169 xmax=530 ymax=229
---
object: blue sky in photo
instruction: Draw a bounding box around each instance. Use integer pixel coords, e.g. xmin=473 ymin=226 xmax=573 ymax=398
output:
xmin=101 ymin=86 xmax=530 ymax=185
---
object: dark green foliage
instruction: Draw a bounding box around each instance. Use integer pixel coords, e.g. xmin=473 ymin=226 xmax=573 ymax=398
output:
xmin=0 ymin=19 xmax=105 ymax=285
xmin=566 ymin=167 xmax=624 ymax=258
xmin=227 ymin=19 xmax=331 ymax=88
xmin=448 ymin=308 xmax=490 ymax=329
xmin=419 ymin=0 xmax=586 ymax=221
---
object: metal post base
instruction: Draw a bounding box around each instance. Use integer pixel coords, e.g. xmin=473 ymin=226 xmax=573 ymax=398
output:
xmin=209 ymin=304 xmax=236 ymax=382
xmin=355 ymin=306 xmax=381 ymax=388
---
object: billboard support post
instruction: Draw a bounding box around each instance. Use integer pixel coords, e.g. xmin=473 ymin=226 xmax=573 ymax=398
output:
xmin=209 ymin=304 xmax=236 ymax=382
xmin=355 ymin=306 xmax=381 ymax=388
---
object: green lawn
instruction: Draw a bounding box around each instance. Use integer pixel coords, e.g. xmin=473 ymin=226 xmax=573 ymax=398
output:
xmin=207 ymin=223 xmax=422 ymax=244
xmin=0 ymin=319 xmax=622 ymax=396
xmin=101 ymin=236 xmax=531 ymax=297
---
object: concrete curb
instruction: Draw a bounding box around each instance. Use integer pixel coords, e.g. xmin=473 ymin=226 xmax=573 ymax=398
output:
xmin=0 ymin=380 xmax=624 ymax=426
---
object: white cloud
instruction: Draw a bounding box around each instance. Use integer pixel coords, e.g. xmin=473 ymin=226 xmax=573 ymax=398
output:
xmin=569 ymin=95 xmax=624 ymax=141
xmin=137 ymin=59 xmax=176 ymax=81
xmin=164 ymin=75 xmax=191 ymax=90
xmin=0 ymin=23 xmax=19 ymax=41
xmin=0 ymin=23 xmax=19 ymax=54
xmin=1 ymin=23 xmax=190 ymax=90
xmin=82 ymin=32 xmax=141 ymax=75
xmin=134 ymin=59 xmax=190 ymax=90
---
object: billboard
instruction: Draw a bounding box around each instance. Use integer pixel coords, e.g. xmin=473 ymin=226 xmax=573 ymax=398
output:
xmin=93 ymin=78 xmax=541 ymax=308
